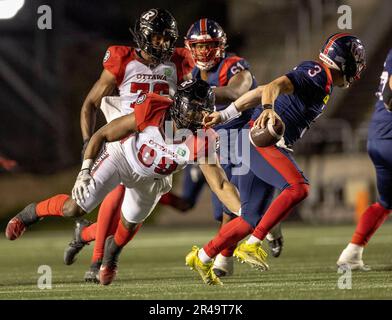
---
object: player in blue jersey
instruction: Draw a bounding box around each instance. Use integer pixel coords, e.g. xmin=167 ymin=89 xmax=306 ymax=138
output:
xmin=337 ymin=49 xmax=392 ymax=270
xmin=182 ymin=18 xmax=258 ymax=276
xmin=185 ymin=33 xmax=366 ymax=284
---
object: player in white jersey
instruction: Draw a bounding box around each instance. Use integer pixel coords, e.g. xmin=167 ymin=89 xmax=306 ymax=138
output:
xmin=62 ymin=8 xmax=194 ymax=282
xmin=6 ymin=79 xmax=240 ymax=286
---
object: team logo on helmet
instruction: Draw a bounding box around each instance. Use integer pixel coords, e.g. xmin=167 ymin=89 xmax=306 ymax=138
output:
xmin=103 ymin=50 xmax=110 ymax=63
xmin=130 ymin=8 xmax=178 ymax=63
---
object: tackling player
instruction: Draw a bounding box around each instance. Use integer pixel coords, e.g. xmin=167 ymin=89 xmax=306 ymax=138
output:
xmin=185 ymin=33 xmax=366 ymax=284
xmin=5 ymin=79 xmax=240 ymax=286
xmin=337 ymin=48 xmax=392 ymax=270
xmin=61 ymin=8 xmax=194 ymax=282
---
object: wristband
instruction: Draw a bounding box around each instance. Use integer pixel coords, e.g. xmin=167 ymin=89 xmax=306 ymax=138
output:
xmin=219 ymin=102 xmax=241 ymax=123
xmin=262 ymin=104 xmax=273 ymax=110
xmin=81 ymin=159 xmax=94 ymax=171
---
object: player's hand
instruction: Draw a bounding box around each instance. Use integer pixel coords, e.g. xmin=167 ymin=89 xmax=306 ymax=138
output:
xmin=254 ymin=109 xmax=280 ymax=129
xmin=72 ymin=169 xmax=96 ymax=204
xmin=203 ymin=112 xmax=222 ymax=128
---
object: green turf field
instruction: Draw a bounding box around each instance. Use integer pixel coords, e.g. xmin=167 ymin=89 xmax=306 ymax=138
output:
xmin=1 ymin=223 xmax=392 ymax=299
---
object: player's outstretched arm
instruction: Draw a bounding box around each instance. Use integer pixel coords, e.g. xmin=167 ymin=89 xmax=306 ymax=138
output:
xmin=198 ymin=158 xmax=241 ymax=215
xmin=213 ymin=70 xmax=253 ymax=105
xmin=80 ymin=69 xmax=117 ymax=147
xmin=203 ymin=85 xmax=264 ymax=128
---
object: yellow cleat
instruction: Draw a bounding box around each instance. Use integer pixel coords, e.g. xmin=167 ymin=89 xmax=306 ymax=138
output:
xmin=234 ymin=242 xmax=269 ymax=271
xmin=185 ymin=246 xmax=223 ymax=286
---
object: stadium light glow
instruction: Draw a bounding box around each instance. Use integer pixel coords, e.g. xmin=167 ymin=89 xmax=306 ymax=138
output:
xmin=0 ymin=0 xmax=25 ymax=19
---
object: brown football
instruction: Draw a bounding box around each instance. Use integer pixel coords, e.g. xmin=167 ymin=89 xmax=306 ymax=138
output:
xmin=249 ymin=118 xmax=285 ymax=147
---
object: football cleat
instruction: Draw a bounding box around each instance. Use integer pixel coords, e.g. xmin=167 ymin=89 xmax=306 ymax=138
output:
xmin=63 ymin=219 xmax=93 ymax=265
xmin=266 ymin=236 xmax=284 ymax=258
xmin=84 ymin=260 xmax=102 ymax=283
xmin=5 ymin=203 xmax=40 ymax=240
xmin=337 ymin=245 xmax=371 ymax=271
xmin=234 ymin=242 xmax=269 ymax=271
xmin=99 ymin=235 xmax=122 ymax=285
xmin=212 ymin=254 xmax=234 ymax=277
xmin=185 ymin=246 xmax=222 ymax=285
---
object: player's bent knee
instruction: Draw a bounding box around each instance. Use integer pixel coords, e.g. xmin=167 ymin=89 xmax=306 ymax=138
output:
xmin=62 ymin=198 xmax=85 ymax=217
xmin=291 ymin=183 xmax=310 ymax=201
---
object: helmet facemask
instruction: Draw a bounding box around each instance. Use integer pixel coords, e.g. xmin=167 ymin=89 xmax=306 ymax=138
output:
xmin=130 ymin=9 xmax=178 ymax=64
xmin=186 ymin=39 xmax=226 ymax=70
xmin=170 ymin=80 xmax=215 ymax=133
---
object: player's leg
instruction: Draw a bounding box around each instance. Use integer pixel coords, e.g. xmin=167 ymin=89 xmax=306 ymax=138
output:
xmin=186 ymin=170 xmax=275 ymax=284
xmin=233 ymin=144 xmax=308 ymax=268
xmin=211 ymin=163 xmax=237 ymax=277
xmin=82 ymin=184 xmax=126 ymax=282
xmin=99 ymin=176 xmax=171 ymax=285
xmin=5 ymin=195 xmax=85 ymax=241
xmin=337 ymin=139 xmax=392 ymax=270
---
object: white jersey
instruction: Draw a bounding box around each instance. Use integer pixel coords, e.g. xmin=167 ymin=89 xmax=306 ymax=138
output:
xmin=101 ymin=46 xmax=194 ymax=119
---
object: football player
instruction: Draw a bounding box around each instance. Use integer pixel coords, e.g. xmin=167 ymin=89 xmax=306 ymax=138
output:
xmin=61 ymin=8 xmax=194 ymax=282
xmin=5 ymin=79 xmax=240 ymax=286
xmin=337 ymin=48 xmax=392 ymax=270
xmin=185 ymin=33 xmax=366 ymax=284
xmin=164 ymin=19 xmax=283 ymax=276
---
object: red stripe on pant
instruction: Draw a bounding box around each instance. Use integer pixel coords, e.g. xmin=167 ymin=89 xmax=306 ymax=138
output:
xmin=255 ymin=145 xmax=306 ymax=185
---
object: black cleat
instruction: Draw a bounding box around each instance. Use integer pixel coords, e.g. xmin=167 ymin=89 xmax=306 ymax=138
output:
xmin=5 ymin=203 xmax=40 ymax=240
xmin=63 ymin=219 xmax=92 ymax=265
xmin=99 ymin=235 xmax=123 ymax=285
xmin=84 ymin=260 xmax=102 ymax=283
xmin=267 ymin=236 xmax=284 ymax=258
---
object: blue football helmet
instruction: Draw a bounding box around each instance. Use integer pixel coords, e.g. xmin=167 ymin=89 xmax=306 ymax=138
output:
xmin=319 ymin=33 xmax=366 ymax=88
xmin=185 ymin=18 xmax=227 ymax=70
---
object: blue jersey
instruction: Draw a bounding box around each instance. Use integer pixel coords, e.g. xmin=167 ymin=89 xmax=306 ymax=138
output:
xmin=252 ymin=61 xmax=333 ymax=147
xmin=191 ymin=53 xmax=257 ymax=130
xmin=368 ymin=49 xmax=392 ymax=140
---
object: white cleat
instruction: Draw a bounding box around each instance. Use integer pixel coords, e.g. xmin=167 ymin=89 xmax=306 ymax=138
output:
xmin=212 ymin=254 xmax=234 ymax=277
xmin=337 ymin=243 xmax=371 ymax=271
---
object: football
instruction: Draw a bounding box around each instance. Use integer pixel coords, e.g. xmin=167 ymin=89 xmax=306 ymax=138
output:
xmin=249 ymin=117 xmax=285 ymax=147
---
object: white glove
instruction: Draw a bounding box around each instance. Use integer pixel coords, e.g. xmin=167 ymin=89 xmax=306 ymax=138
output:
xmin=72 ymin=159 xmax=95 ymax=204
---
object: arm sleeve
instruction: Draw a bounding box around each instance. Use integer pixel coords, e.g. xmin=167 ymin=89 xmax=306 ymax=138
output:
xmin=219 ymin=56 xmax=251 ymax=85
xmin=134 ymin=93 xmax=172 ymax=131
xmin=102 ymin=46 xmax=133 ymax=85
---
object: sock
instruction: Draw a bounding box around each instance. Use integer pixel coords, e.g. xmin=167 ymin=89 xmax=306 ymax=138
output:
xmin=113 ymin=219 xmax=142 ymax=247
xmin=351 ymin=202 xmax=390 ymax=246
xmin=36 ymin=194 xmax=69 ymax=217
xmin=91 ymin=185 xmax=125 ymax=263
xmin=198 ymin=248 xmax=212 ymax=264
xmin=246 ymin=235 xmax=261 ymax=245
xmin=220 ymin=244 xmax=237 ymax=257
xmin=81 ymin=223 xmax=97 ymax=243
xmin=253 ymin=184 xmax=309 ymax=240
xmin=203 ymin=217 xmax=253 ymax=258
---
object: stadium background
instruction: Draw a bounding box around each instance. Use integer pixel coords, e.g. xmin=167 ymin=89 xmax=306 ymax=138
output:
xmin=1 ymin=0 xmax=390 ymax=226
xmin=0 ymin=0 xmax=392 ymax=300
